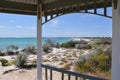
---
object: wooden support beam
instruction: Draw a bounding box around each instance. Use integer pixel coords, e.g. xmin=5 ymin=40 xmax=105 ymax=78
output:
xmin=37 ymin=0 xmax=42 ymax=80
xmin=112 ymin=0 xmax=120 ymax=80
xmin=0 ymin=0 xmax=36 ymax=12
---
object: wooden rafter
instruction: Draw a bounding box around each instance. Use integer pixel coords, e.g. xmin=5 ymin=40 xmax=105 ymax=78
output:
xmin=0 ymin=0 xmax=112 ymax=16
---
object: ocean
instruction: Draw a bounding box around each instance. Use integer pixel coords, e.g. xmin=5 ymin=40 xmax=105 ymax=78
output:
xmin=0 ymin=37 xmax=73 ymax=50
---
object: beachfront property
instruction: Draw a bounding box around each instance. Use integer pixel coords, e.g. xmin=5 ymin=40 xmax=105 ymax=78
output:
xmin=0 ymin=0 xmax=119 ymax=80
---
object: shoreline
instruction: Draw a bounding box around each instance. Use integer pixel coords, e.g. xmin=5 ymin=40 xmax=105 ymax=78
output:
xmin=0 ymin=37 xmax=112 ymax=80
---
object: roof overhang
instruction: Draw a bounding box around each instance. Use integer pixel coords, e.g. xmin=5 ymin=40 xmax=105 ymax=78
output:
xmin=0 ymin=0 xmax=112 ymax=16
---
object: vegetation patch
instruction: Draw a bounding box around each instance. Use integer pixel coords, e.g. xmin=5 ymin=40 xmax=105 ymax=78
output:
xmin=73 ymin=48 xmax=111 ymax=74
xmin=15 ymin=53 xmax=28 ymax=68
xmin=42 ymin=45 xmax=52 ymax=53
xmin=0 ymin=58 xmax=9 ymax=66
xmin=60 ymin=40 xmax=92 ymax=49
xmin=23 ymin=45 xmax=36 ymax=54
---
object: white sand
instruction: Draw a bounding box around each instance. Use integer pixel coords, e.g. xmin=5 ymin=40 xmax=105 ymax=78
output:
xmin=0 ymin=68 xmax=77 ymax=80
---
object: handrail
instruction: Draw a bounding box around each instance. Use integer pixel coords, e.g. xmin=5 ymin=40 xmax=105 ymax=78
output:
xmin=42 ymin=64 xmax=107 ymax=80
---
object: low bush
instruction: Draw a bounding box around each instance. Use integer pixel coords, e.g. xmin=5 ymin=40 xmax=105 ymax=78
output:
xmin=8 ymin=59 xmax=15 ymax=66
xmin=75 ymin=44 xmax=92 ymax=49
xmin=0 ymin=58 xmax=9 ymax=66
xmin=15 ymin=53 xmax=28 ymax=68
xmin=24 ymin=45 xmax=36 ymax=54
xmin=0 ymin=49 xmax=6 ymax=56
xmin=95 ymin=38 xmax=112 ymax=45
xmin=6 ymin=45 xmax=19 ymax=55
xmin=73 ymin=49 xmax=111 ymax=73
xmin=44 ymin=39 xmax=57 ymax=47
xmin=60 ymin=40 xmax=89 ymax=49
xmin=7 ymin=45 xmax=19 ymax=50
xmin=42 ymin=45 xmax=52 ymax=53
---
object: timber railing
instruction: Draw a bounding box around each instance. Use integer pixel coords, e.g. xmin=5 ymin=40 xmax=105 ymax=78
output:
xmin=42 ymin=64 xmax=107 ymax=80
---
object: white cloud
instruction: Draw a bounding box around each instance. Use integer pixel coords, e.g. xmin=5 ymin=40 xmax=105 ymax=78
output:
xmin=50 ymin=19 xmax=59 ymax=27
xmin=8 ymin=20 xmax=16 ymax=23
xmin=43 ymin=31 xmax=96 ymax=37
xmin=76 ymin=32 xmax=95 ymax=36
xmin=0 ymin=25 xmax=6 ymax=29
xmin=60 ymin=32 xmax=95 ymax=37
xmin=43 ymin=30 xmax=47 ymax=32
xmin=16 ymin=25 xmax=36 ymax=30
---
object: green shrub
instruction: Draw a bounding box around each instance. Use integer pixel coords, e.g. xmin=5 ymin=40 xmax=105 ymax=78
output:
xmin=83 ymin=61 xmax=94 ymax=72
xmin=0 ymin=58 xmax=9 ymax=66
xmin=73 ymin=49 xmax=111 ymax=73
xmin=95 ymin=39 xmax=102 ymax=45
xmin=8 ymin=60 xmax=15 ymax=66
xmin=15 ymin=53 xmax=28 ymax=68
xmin=60 ymin=43 xmax=70 ymax=48
xmin=0 ymin=49 xmax=6 ymax=56
xmin=75 ymin=44 xmax=92 ymax=49
xmin=24 ymin=45 xmax=36 ymax=54
xmin=94 ymin=38 xmax=111 ymax=45
xmin=7 ymin=45 xmax=19 ymax=51
xmin=60 ymin=41 xmax=76 ymax=48
xmin=6 ymin=45 xmax=19 ymax=55
xmin=60 ymin=40 xmax=89 ymax=48
xmin=95 ymin=53 xmax=110 ymax=71
xmin=105 ymin=46 xmax=112 ymax=57
xmin=43 ymin=45 xmax=52 ymax=53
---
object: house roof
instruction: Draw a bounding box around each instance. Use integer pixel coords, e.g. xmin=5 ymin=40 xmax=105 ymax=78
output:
xmin=0 ymin=0 xmax=112 ymax=16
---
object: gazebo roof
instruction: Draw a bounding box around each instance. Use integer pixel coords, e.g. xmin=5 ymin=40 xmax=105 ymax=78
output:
xmin=0 ymin=0 xmax=112 ymax=16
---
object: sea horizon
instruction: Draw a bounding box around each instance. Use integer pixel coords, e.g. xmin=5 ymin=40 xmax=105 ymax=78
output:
xmin=0 ymin=36 xmax=112 ymax=38
xmin=0 ymin=37 xmax=73 ymax=50
xmin=0 ymin=37 xmax=112 ymax=50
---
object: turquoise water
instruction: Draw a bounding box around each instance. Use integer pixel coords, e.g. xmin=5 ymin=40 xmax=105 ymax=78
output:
xmin=0 ymin=37 xmax=72 ymax=50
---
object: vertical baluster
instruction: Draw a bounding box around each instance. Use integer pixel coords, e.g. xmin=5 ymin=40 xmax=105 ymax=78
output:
xmin=45 ymin=68 xmax=48 ymax=80
xmin=94 ymin=0 xmax=97 ymax=14
xmin=104 ymin=0 xmax=107 ymax=16
xmin=62 ymin=72 xmax=64 ymax=80
xmin=50 ymin=14 xmax=53 ymax=19
xmin=84 ymin=0 xmax=88 ymax=12
xmin=56 ymin=13 xmax=59 ymax=16
xmin=45 ymin=16 xmax=47 ymax=22
xmin=76 ymin=5 xmax=80 ymax=12
xmin=83 ymin=78 xmax=86 ymax=80
xmin=50 ymin=69 xmax=52 ymax=80
xmin=75 ymin=76 xmax=78 ymax=80
xmin=68 ymin=74 xmax=71 ymax=80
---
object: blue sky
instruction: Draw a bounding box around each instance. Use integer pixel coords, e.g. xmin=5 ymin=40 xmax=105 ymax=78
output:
xmin=0 ymin=8 xmax=112 ymax=37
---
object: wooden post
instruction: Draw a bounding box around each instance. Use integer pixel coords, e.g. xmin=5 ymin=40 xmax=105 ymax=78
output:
xmin=112 ymin=0 xmax=120 ymax=79
xmin=37 ymin=1 xmax=42 ymax=80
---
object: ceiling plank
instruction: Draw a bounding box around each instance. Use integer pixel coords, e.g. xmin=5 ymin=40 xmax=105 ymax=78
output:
xmin=0 ymin=0 xmax=37 ymax=12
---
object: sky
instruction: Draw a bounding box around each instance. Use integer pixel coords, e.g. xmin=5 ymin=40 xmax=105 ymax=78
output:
xmin=0 ymin=8 xmax=112 ymax=37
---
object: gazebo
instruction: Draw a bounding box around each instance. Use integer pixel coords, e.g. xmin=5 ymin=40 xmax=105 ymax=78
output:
xmin=0 ymin=0 xmax=119 ymax=80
